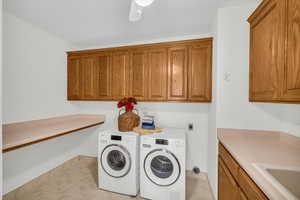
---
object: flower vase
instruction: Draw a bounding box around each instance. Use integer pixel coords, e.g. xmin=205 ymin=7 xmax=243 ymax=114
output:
xmin=118 ymin=109 xmax=140 ymax=132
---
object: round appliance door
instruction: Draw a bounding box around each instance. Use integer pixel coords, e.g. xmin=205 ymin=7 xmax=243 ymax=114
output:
xmin=101 ymin=144 xmax=131 ymax=178
xmin=144 ymin=149 xmax=180 ymax=186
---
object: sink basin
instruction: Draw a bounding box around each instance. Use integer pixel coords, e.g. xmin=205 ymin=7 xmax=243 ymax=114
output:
xmin=253 ymin=163 xmax=300 ymax=200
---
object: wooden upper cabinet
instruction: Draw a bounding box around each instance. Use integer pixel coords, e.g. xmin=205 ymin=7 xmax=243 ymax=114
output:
xmin=168 ymin=46 xmax=188 ymax=101
xmin=248 ymin=0 xmax=300 ymax=103
xmin=129 ymin=50 xmax=148 ymax=100
xmin=188 ymin=42 xmax=212 ymax=102
xmin=66 ymin=38 xmax=212 ymax=102
xmin=81 ymin=56 xmax=98 ymax=99
xmin=67 ymin=57 xmax=82 ymax=100
xmin=148 ymin=48 xmax=168 ymax=101
xmin=281 ymin=0 xmax=300 ymax=102
xmin=248 ymin=0 xmax=284 ymax=101
xmin=95 ymin=54 xmax=111 ymax=99
xmin=110 ymin=51 xmax=129 ymax=100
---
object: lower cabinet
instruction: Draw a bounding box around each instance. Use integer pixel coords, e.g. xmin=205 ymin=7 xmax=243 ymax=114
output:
xmin=218 ymin=157 xmax=240 ymax=200
xmin=218 ymin=143 xmax=268 ymax=200
xmin=239 ymin=188 xmax=248 ymax=200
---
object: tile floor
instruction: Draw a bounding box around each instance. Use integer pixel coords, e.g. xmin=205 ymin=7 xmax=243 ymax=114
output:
xmin=3 ymin=156 xmax=214 ymax=200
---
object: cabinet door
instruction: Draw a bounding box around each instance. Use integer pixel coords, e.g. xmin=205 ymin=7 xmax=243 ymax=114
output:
xmin=67 ymin=57 xmax=82 ymax=100
xmin=95 ymin=54 xmax=111 ymax=99
xmin=188 ymin=43 xmax=212 ymax=102
xmin=81 ymin=56 xmax=98 ymax=99
xmin=248 ymin=0 xmax=285 ymax=101
xmin=148 ymin=48 xmax=168 ymax=101
xmin=239 ymin=188 xmax=248 ymax=200
xmin=238 ymin=168 xmax=269 ymax=200
xmin=129 ymin=50 xmax=148 ymax=100
xmin=110 ymin=51 xmax=129 ymax=100
xmin=281 ymin=0 xmax=300 ymax=102
xmin=218 ymin=157 xmax=240 ymax=200
xmin=168 ymin=46 xmax=188 ymax=101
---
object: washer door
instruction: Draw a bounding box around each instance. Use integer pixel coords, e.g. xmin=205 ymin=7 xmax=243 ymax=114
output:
xmin=144 ymin=149 xmax=180 ymax=186
xmin=101 ymin=144 xmax=131 ymax=178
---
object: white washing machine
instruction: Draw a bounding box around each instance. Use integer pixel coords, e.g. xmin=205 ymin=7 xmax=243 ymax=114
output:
xmin=98 ymin=130 xmax=139 ymax=196
xmin=140 ymin=128 xmax=186 ymax=200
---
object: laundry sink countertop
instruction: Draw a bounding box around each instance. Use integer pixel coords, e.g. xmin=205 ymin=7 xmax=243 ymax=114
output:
xmin=218 ymin=128 xmax=300 ymax=200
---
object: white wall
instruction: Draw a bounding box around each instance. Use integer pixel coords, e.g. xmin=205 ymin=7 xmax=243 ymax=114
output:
xmin=3 ymin=12 xmax=78 ymax=123
xmin=2 ymin=11 xmax=88 ymax=194
xmin=207 ymin=13 xmax=220 ymax=199
xmin=207 ymin=2 xmax=300 ymax=198
xmin=1 ymin=0 xmax=3 ymax=198
xmin=3 ymin=11 xmax=211 ymax=194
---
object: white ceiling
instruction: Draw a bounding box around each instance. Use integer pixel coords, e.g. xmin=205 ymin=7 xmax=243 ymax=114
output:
xmin=4 ymin=0 xmax=258 ymax=48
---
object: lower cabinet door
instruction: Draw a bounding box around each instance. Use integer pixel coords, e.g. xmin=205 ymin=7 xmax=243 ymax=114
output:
xmin=239 ymin=188 xmax=248 ymax=200
xmin=218 ymin=157 xmax=240 ymax=200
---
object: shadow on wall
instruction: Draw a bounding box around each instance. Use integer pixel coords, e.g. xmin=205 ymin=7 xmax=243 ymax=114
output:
xmin=253 ymin=103 xmax=284 ymax=121
xmin=69 ymin=101 xmax=210 ymax=129
xmin=250 ymin=103 xmax=300 ymax=137
xmin=3 ymin=126 xmax=100 ymax=194
xmin=70 ymin=101 xmax=210 ymax=113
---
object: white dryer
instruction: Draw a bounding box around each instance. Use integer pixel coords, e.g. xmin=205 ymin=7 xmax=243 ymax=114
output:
xmin=140 ymin=128 xmax=186 ymax=200
xmin=98 ymin=130 xmax=139 ymax=196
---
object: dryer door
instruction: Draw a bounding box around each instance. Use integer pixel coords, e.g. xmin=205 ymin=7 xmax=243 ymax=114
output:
xmin=144 ymin=149 xmax=180 ymax=186
xmin=101 ymin=144 xmax=131 ymax=178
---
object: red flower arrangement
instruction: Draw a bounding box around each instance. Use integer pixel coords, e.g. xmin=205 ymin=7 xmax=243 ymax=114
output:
xmin=117 ymin=97 xmax=137 ymax=112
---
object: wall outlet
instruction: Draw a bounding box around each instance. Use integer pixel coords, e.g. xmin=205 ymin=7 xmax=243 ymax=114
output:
xmin=188 ymin=123 xmax=194 ymax=131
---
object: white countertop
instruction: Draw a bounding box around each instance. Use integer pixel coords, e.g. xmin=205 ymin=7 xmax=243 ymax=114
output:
xmin=3 ymin=114 xmax=105 ymax=152
xmin=218 ymin=128 xmax=300 ymax=200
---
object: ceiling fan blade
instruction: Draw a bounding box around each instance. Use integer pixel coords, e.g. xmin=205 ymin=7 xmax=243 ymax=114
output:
xmin=135 ymin=0 xmax=155 ymax=7
xmin=129 ymin=0 xmax=143 ymax=22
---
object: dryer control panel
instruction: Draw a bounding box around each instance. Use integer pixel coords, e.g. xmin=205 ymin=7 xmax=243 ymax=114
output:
xmin=111 ymin=135 xmax=122 ymax=141
xmin=155 ymin=139 xmax=168 ymax=145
